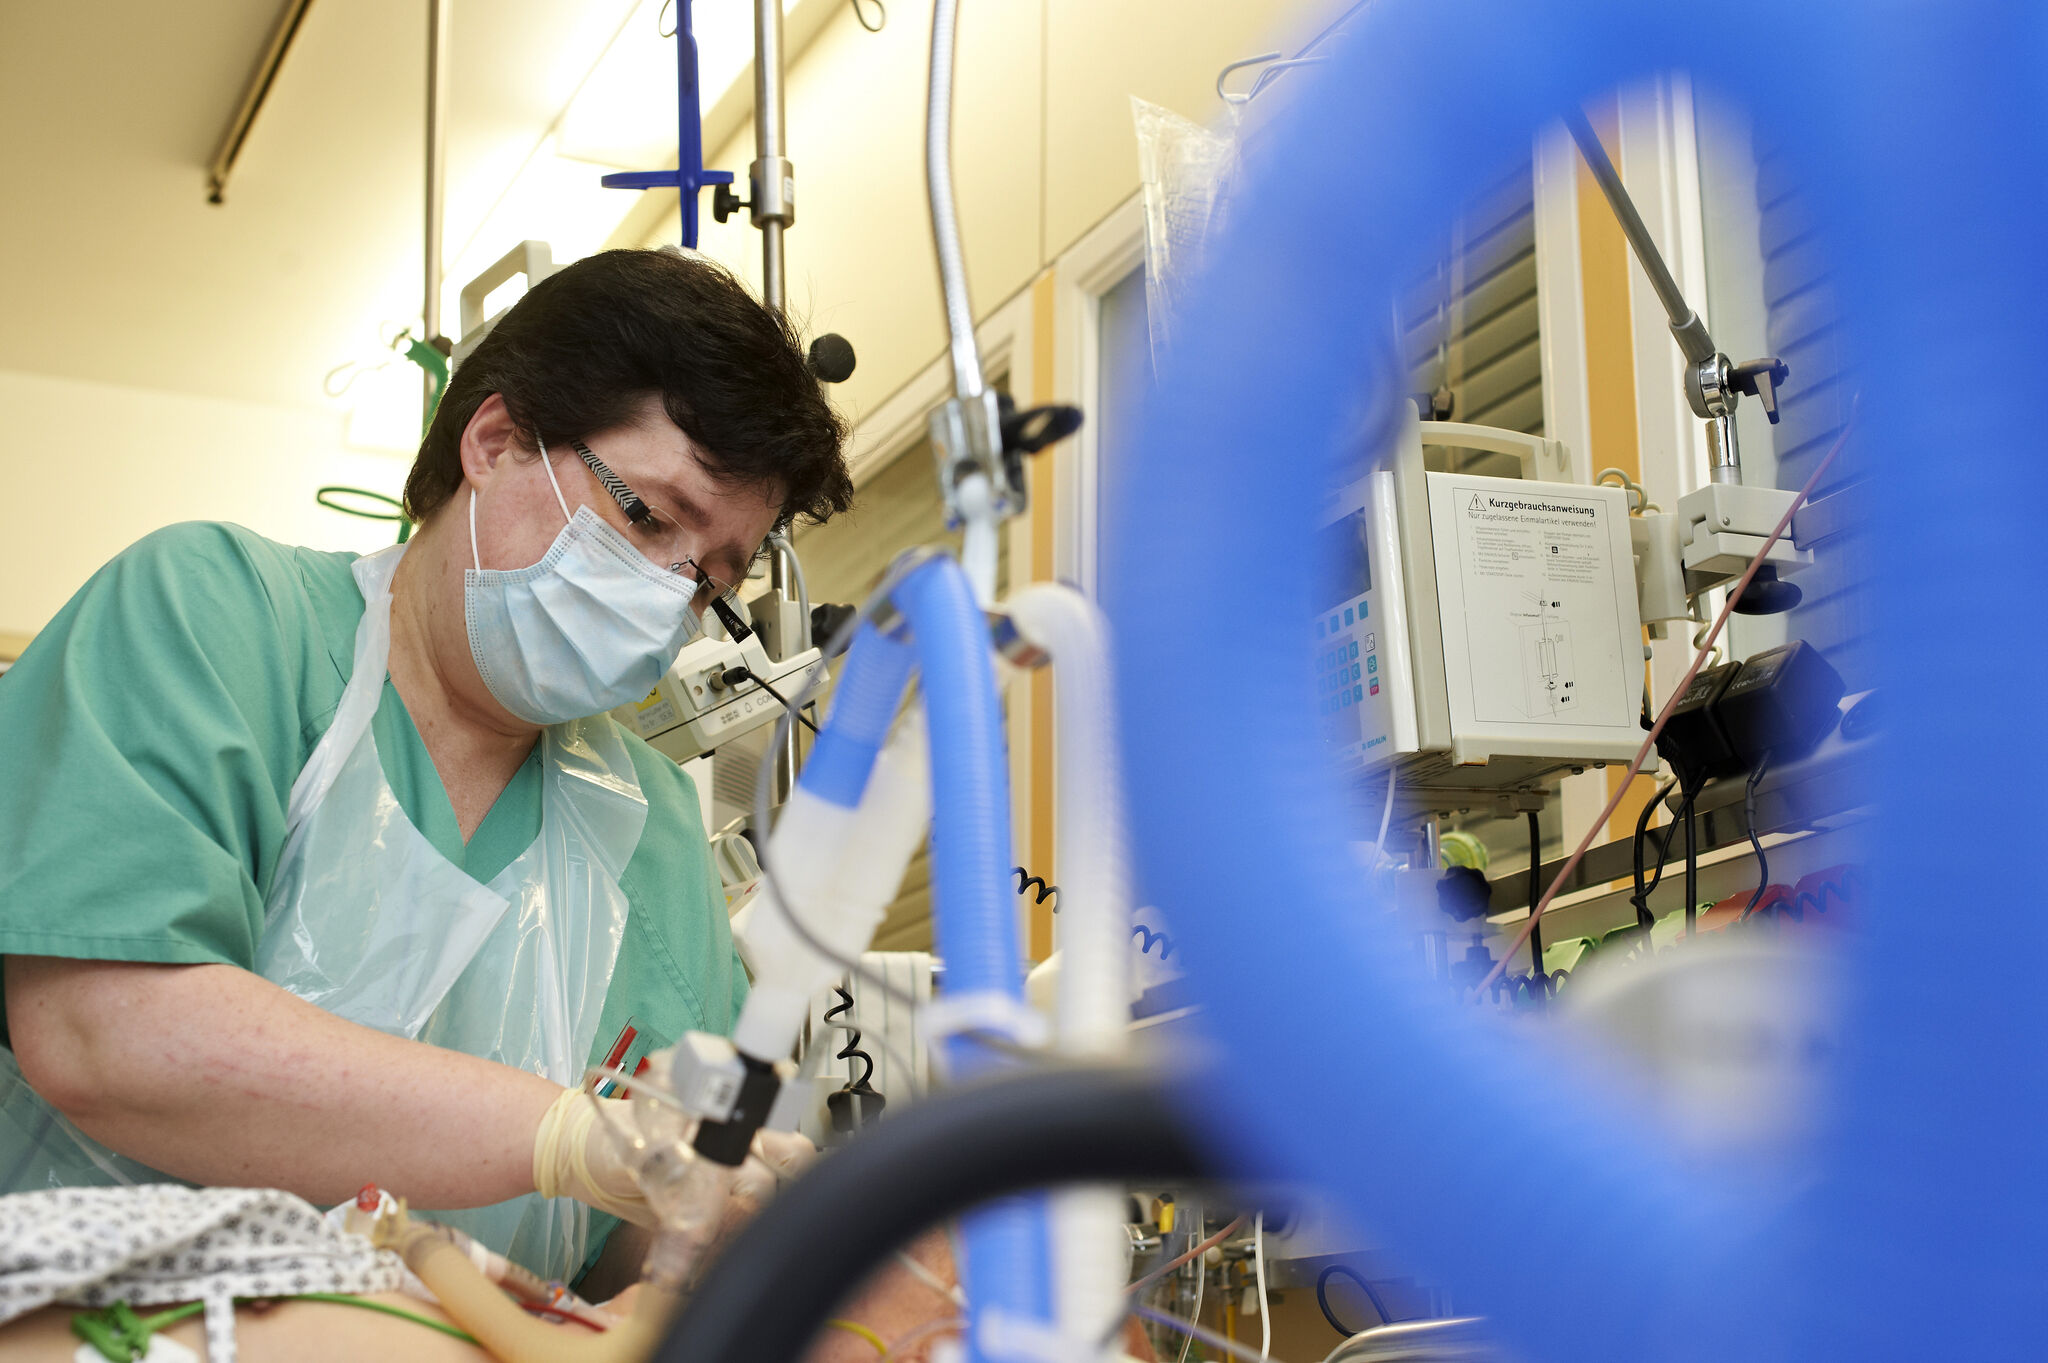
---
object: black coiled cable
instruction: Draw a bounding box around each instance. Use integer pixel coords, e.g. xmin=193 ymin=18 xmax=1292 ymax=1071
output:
xmin=1013 ymin=866 xmax=1059 ymax=911
xmin=823 ymin=985 xmax=877 ymax=1092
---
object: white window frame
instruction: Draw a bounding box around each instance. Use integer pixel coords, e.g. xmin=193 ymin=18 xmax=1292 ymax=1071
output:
xmin=1616 ymin=74 xmax=1713 ymax=518
xmin=1533 ymin=123 xmax=1594 ymax=484
xmin=1048 ymin=194 xmax=1147 ymax=600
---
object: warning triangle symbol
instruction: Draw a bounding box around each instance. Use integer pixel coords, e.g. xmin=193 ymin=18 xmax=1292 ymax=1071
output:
xmin=1468 ymin=494 xmax=1485 ymax=513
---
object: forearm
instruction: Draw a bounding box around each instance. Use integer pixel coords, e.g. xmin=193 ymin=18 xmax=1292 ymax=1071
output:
xmin=5 ymin=956 xmax=559 ymax=1207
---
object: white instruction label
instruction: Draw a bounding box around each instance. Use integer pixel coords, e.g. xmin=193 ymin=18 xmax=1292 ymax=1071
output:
xmin=1426 ymin=473 xmax=1636 ymax=737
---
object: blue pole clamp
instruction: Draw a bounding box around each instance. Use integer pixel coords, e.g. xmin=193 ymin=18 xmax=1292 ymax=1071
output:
xmin=600 ymin=0 xmax=733 ymax=250
xmin=1104 ymin=2 xmax=2048 ymax=1360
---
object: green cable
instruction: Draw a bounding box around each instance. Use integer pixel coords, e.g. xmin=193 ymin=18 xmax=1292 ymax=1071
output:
xmin=73 ymin=1292 xmax=478 ymax=1361
xmin=316 ymin=332 xmax=443 ymax=546
xmin=401 ymin=336 xmax=450 ymax=426
xmin=315 ymin=485 xmax=413 ymax=544
xmin=137 ymin=1302 xmax=205 ymax=1332
xmin=286 ymin=1292 xmax=478 ymax=1345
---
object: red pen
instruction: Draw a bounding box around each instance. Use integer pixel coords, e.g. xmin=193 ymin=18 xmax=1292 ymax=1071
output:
xmin=588 ymin=1018 xmax=639 ymax=1095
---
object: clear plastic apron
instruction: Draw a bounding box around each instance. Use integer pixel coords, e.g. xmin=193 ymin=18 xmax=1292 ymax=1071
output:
xmin=0 ymin=542 xmax=647 ymax=1283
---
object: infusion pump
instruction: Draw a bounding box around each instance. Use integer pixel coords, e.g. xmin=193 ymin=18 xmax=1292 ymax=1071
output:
xmin=1317 ymin=414 xmax=1649 ymax=804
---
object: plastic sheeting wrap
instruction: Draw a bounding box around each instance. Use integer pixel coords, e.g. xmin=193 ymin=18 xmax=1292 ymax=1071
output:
xmin=1105 ymin=1 xmax=2048 ymax=1359
xmin=1132 ymin=96 xmax=1238 ymax=367
xmin=258 ymin=546 xmax=644 ymax=1282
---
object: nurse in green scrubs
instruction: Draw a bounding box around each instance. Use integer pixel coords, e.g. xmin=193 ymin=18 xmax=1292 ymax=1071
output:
xmin=0 ymin=248 xmax=853 ymax=1284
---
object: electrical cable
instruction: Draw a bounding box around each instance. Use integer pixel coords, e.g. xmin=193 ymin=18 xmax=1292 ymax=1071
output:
xmin=891 ymin=1248 xmax=964 ymax=1307
xmin=1473 ymin=409 xmax=1857 ymax=996
xmin=1178 ymin=1221 xmax=1206 ymax=1363
xmin=1639 ymin=791 xmax=1694 ymax=908
xmin=1524 ymin=810 xmax=1545 ymax=995
xmin=654 ymin=1065 xmax=1211 ymax=1363
xmin=826 ymin=1317 xmax=890 ymax=1354
xmin=1254 ymin=1210 xmax=1271 ymax=1359
xmin=812 ymin=1013 xmax=921 ymax=1103
xmin=727 ymin=666 xmax=820 ymax=734
xmin=1627 ymin=779 xmax=1676 ymax=938
xmin=1129 ymin=1302 xmax=1290 ymax=1363
xmin=849 ymin=0 xmax=886 ymax=32
xmin=1126 ymin=1215 xmax=1246 ymax=1297
xmin=1740 ymin=756 xmax=1773 ymax=921
xmin=1014 ymin=865 xmax=1060 ymax=910
xmin=1372 ymin=770 xmax=1398 ymax=866
xmin=1314 ymin=1264 xmax=1392 ymax=1338
xmin=822 ymin=985 xmax=885 ymax=1137
xmin=1682 ymin=784 xmax=1700 ymax=936
xmin=84 ymin=1293 xmax=482 ymax=1348
xmin=825 ymin=984 xmax=878 ymax=1090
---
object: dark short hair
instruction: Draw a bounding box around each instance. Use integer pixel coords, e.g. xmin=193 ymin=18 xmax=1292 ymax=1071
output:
xmin=403 ymin=248 xmax=852 ymax=528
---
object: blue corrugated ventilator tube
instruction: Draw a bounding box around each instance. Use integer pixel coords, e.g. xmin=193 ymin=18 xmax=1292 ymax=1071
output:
xmin=797 ymin=556 xmax=1053 ymax=1359
xmin=1101 ymin=1 xmax=2048 ymax=1360
xmin=797 ymin=623 xmax=918 ymax=807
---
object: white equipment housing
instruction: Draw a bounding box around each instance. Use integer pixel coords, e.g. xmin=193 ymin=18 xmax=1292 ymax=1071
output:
xmin=1316 ymin=413 xmax=1648 ymax=804
xmin=611 ymin=632 xmax=827 ymax=764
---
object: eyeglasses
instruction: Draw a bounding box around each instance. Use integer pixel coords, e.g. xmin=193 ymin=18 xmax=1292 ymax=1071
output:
xmin=569 ymin=439 xmax=755 ymax=642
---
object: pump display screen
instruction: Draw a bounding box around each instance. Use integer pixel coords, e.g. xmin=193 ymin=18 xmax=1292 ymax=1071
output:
xmin=1314 ymin=510 xmax=1372 ymax=615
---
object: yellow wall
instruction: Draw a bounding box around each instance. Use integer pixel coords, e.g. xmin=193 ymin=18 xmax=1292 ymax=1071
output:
xmin=0 ymin=369 xmax=403 ymax=641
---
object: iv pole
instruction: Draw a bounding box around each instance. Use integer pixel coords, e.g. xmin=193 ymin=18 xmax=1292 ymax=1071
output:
xmin=750 ymin=0 xmax=809 ymax=804
xmin=422 ymin=0 xmax=453 ymax=426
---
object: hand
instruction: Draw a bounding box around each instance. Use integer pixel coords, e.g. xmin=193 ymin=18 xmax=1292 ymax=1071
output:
xmin=718 ymin=1128 xmax=819 ymax=1244
xmin=531 ymin=1088 xmax=657 ymax=1225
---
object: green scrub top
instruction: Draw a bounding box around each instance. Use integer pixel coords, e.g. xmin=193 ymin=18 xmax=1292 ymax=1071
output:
xmin=0 ymin=522 xmax=744 ymax=1264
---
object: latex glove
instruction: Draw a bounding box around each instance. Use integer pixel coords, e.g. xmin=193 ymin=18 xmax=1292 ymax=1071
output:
xmin=532 ymin=1088 xmax=656 ymax=1226
xmin=721 ymin=1128 xmax=818 ymax=1226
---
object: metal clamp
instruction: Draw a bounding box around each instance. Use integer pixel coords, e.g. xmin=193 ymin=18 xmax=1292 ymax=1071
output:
xmin=929 ymin=389 xmax=1020 ymax=527
xmin=986 ymin=609 xmax=1050 ymax=669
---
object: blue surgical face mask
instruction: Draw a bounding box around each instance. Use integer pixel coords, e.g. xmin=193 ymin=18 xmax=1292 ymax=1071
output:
xmin=463 ymin=438 xmax=703 ymax=725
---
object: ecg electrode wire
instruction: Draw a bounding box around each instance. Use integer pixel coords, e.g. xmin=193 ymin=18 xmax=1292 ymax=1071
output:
xmin=1473 ymin=409 xmax=1857 ymax=997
